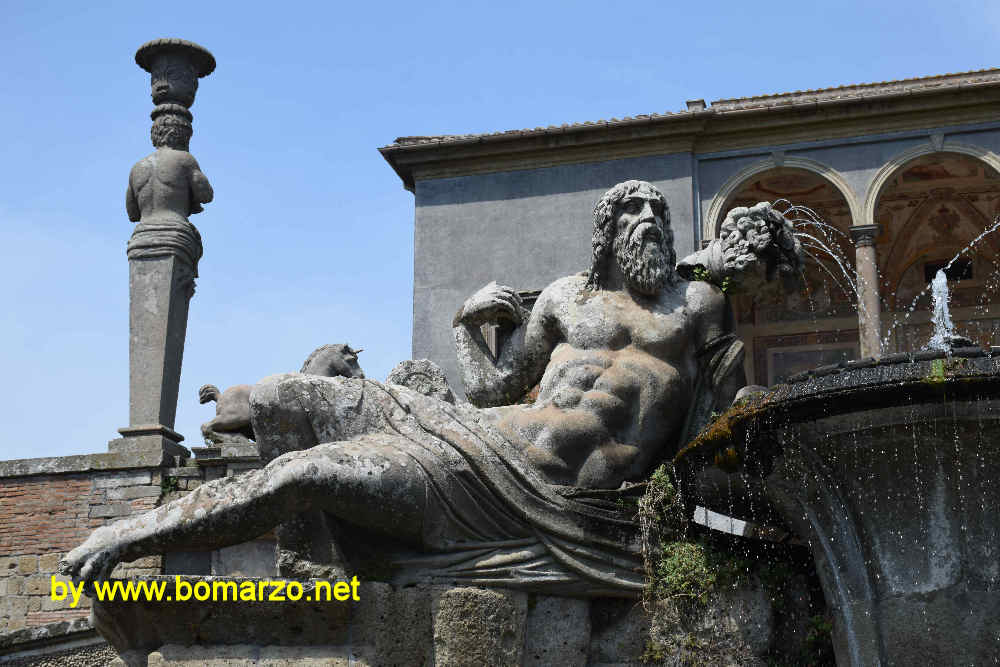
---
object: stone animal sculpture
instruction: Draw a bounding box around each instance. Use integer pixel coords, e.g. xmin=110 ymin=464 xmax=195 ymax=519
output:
xmin=198 ymin=384 xmax=254 ymax=445
xmin=198 ymin=344 xmax=364 ymax=445
xmin=64 ymin=181 xmax=800 ymax=597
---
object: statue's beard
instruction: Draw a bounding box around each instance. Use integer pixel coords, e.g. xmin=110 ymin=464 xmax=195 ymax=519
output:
xmin=614 ymin=223 xmax=675 ymax=295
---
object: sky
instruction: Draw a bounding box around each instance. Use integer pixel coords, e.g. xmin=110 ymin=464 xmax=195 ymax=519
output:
xmin=2 ymin=0 xmax=998 ymax=461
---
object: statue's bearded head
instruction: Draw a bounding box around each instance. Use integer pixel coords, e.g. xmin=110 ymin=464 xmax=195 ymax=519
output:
xmin=587 ymin=180 xmax=676 ymax=294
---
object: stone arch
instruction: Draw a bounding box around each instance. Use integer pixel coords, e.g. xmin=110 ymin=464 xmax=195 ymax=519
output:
xmin=881 ymin=194 xmax=1000 ymax=307
xmin=869 ymin=147 xmax=1000 ymax=352
xmin=861 ymin=141 xmax=1000 ymax=227
xmin=702 ymin=160 xmax=861 ymax=386
xmin=704 ymin=156 xmax=861 ymax=240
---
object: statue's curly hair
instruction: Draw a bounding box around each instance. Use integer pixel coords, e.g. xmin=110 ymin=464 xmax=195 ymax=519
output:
xmin=151 ymin=115 xmax=192 ymax=151
xmin=717 ymin=202 xmax=802 ymax=278
xmin=586 ymin=180 xmax=671 ymax=290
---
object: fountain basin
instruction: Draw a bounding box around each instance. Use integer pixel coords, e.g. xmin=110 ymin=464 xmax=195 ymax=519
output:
xmin=675 ymin=347 xmax=1000 ymax=666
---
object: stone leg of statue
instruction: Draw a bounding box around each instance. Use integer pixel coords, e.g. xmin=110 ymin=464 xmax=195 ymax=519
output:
xmin=59 ymin=441 xmax=428 ymax=582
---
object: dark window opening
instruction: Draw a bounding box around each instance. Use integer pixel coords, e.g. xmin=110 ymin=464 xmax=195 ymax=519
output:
xmin=924 ymin=258 xmax=972 ymax=283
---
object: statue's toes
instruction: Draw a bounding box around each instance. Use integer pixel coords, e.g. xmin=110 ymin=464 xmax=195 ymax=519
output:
xmin=57 ymin=556 xmax=77 ymax=578
xmin=76 ymin=557 xmax=98 ymax=583
xmin=76 ymin=550 xmax=116 ymax=583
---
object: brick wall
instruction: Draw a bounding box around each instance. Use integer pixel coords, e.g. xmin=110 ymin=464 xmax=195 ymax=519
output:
xmin=0 ymin=469 xmax=164 ymax=632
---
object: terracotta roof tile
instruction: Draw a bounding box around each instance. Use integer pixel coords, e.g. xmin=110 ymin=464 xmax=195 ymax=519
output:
xmin=384 ymin=68 xmax=1000 ymax=150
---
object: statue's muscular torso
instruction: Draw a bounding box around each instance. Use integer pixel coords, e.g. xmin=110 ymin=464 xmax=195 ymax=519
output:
xmin=127 ymin=147 xmax=212 ymax=222
xmin=487 ymin=274 xmax=728 ymax=488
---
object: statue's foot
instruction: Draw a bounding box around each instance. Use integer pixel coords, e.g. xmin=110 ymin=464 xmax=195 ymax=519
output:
xmin=59 ymin=526 xmax=124 ymax=582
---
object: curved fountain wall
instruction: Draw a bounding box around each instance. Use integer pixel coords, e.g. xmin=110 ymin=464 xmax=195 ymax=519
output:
xmin=676 ymin=347 xmax=1000 ymax=666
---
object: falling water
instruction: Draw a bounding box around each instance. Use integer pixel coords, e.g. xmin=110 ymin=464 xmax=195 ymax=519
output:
xmin=926 ymin=270 xmax=956 ymax=352
xmin=771 ymin=202 xmax=1000 ymax=355
xmin=774 ymin=200 xmax=864 ymax=306
xmin=883 ymin=216 xmax=1000 ymax=352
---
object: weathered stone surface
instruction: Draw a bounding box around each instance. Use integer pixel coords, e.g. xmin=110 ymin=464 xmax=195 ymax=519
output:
xmin=0 ymin=617 xmax=103 ymax=662
xmin=161 ymin=551 xmax=211 ymax=576
xmin=675 ymin=587 xmax=773 ymax=659
xmin=2 ymin=642 xmax=115 ymax=667
xmin=211 ymin=540 xmax=276 ymax=577
xmin=124 ymin=253 xmax=199 ymax=438
xmin=37 ymin=554 xmax=62 ymax=572
xmin=24 ymin=573 xmax=50 ymax=595
xmin=588 ymin=599 xmax=650 ymax=664
xmin=387 ymin=358 xmax=455 ymax=403
xmin=371 ymin=585 xmax=433 ymax=666
xmin=147 ymin=645 xmax=361 ymax=666
xmin=89 ymin=503 xmax=132 ymax=519
xmin=432 ymin=587 xmax=527 ymax=666
xmin=40 ymin=596 xmax=74 ymax=611
xmin=107 ymin=486 xmax=162 ymax=501
xmin=95 ymin=472 xmax=153 ymax=488
xmin=1 ymin=596 xmax=29 ymax=620
xmin=17 ymin=556 xmax=38 ymax=575
xmin=523 ymin=595 xmax=590 ymax=666
xmin=7 ymin=576 xmax=25 ymax=595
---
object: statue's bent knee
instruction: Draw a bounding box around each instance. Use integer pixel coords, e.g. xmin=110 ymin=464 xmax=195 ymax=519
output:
xmin=263 ymin=452 xmax=324 ymax=512
xmin=250 ymin=373 xmax=324 ymax=460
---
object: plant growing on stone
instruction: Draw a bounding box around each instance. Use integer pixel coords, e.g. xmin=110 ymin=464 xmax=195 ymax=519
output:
xmin=638 ymin=465 xmax=756 ymax=664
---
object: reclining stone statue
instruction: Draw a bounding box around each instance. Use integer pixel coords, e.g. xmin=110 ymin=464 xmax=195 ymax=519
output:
xmin=198 ymin=344 xmax=364 ymax=446
xmin=62 ymin=181 xmax=800 ymax=597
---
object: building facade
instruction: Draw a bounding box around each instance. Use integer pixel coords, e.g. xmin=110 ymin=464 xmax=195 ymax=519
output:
xmin=381 ymin=68 xmax=1000 ymax=397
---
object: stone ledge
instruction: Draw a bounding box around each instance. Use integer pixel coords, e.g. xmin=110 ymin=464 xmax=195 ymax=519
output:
xmin=0 ymin=447 xmax=176 ymax=479
xmin=0 ymin=617 xmax=98 ymax=655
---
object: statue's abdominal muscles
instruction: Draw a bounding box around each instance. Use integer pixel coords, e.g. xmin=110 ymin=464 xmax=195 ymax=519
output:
xmin=499 ymin=343 xmax=687 ymax=487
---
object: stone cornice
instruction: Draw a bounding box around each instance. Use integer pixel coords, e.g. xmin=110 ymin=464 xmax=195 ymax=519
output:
xmin=382 ymin=117 xmax=706 ymax=190
xmin=380 ymin=77 xmax=1000 ymax=191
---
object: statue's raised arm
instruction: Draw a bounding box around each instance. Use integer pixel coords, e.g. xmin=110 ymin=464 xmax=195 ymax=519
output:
xmin=453 ymin=280 xmax=557 ymax=406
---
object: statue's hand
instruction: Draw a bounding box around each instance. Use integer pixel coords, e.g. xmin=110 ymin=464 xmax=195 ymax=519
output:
xmin=59 ymin=525 xmax=123 ymax=583
xmin=458 ymin=281 xmax=527 ymax=327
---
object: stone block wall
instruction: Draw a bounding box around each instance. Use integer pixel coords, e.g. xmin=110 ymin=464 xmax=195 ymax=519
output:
xmin=93 ymin=581 xmax=777 ymax=665
xmin=0 ymin=468 xmax=165 ymax=632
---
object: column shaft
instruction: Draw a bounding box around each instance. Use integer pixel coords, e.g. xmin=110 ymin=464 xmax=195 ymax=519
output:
xmin=850 ymin=225 xmax=882 ymax=358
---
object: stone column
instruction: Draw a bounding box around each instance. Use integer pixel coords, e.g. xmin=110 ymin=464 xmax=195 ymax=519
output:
xmin=850 ymin=224 xmax=882 ymax=359
xmin=112 ymin=39 xmax=216 ymax=464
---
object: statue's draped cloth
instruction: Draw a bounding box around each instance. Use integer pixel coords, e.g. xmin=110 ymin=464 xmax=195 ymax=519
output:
xmin=127 ymin=217 xmax=203 ymax=274
xmin=250 ymin=333 xmax=742 ymax=598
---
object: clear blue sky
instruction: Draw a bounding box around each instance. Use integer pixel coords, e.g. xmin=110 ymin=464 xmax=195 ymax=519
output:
xmin=2 ymin=0 xmax=997 ymax=460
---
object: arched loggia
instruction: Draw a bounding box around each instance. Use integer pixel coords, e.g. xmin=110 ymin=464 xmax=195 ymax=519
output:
xmin=705 ymin=164 xmax=859 ymax=385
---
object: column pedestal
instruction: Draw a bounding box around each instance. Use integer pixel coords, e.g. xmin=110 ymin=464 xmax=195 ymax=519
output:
xmin=116 ymin=218 xmax=203 ymax=462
